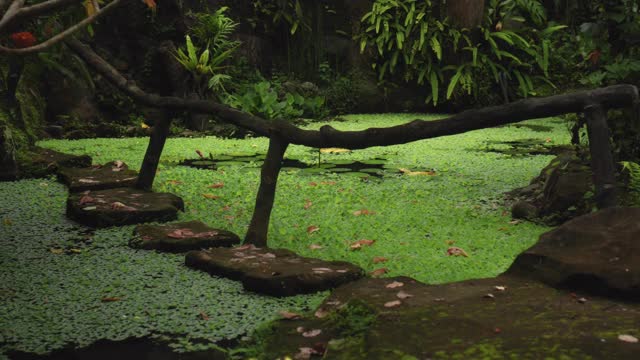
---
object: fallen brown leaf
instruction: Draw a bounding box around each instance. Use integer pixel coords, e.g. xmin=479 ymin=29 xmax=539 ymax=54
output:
xmin=320 ymin=147 xmax=350 ymax=154
xmin=396 ymin=290 xmax=413 ymax=299
xmin=304 ymin=199 xmax=313 ymax=210
xmin=385 ymin=281 xmax=404 ymax=289
xmin=208 ymin=182 xmax=224 ymax=188
xmin=196 ymin=149 xmax=204 ymax=159
xmin=384 ymin=300 xmax=401 ymax=308
xmin=78 ymin=195 xmax=95 ymax=206
xmin=302 ymin=329 xmax=322 ymax=338
xmin=307 ymin=225 xmax=320 ymax=234
xmin=370 ymin=268 xmax=389 ymax=277
xmin=349 ymin=239 xmax=375 ymax=250
xmin=202 ymin=194 xmax=221 ymax=200
xmin=199 ymin=311 xmax=209 ymax=320
xmin=49 ymin=248 xmax=64 ymax=255
xmin=353 ymin=209 xmax=376 ymax=216
xmin=373 ymin=256 xmax=388 ymax=264
xmin=279 ymin=311 xmax=302 ymax=320
xmin=166 ymin=180 xmax=183 ymax=185
xmin=101 ymin=297 xmax=121 ymax=302
xmin=447 ymin=246 xmax=469 ymax=257
xmin=309 ymin=244 xmax=324 ymax=250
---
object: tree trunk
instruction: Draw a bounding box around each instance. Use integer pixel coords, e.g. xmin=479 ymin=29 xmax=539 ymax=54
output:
xmin=584 ymin=104 xmax=617 ymax=209
xmin=135 ymin=108 xmax=170 ymax=190
xmin=244 ymin=135 xmax=289 ymax=247
xmin=447 ymin=0 xmax=485 ymax=28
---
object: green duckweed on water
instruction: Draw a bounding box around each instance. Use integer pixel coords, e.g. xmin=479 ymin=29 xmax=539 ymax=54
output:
xmin=1 ymin=114 xmax=568 ymax=356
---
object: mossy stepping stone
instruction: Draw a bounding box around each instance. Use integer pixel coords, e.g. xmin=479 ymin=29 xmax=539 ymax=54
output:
xmin=57 ymin=161 xmax=138 ymax=192
xmin=185 ymin=246 xmax=364 ymax=296
xmin=17 ymin=146 xmax=92 ymax=179
xmin=67 ymin=187 xmax=184 ymax=228
xmin=131 ymin=221 xmax=240 ymax=252
xmin=257 ymin=275 xmax=640 ymax=359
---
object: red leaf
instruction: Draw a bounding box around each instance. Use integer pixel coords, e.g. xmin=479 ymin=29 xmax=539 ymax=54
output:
xmin=9 ymin=32 xmax=36 ymax=48
xmin=373 ymin=256 xmax=388 ymax=264
xmin=101 ymin=297 xmax=121 ymax=302
xmin=304 ymin=199 xmax=313 ymax=210
xmin=142 ymin=0 xmax=157 ymax=9
xmin=350 ymin=239 xmax=375 ymax=250
xmin=370 ymin=268 xmax=389 ymax=277
xmin=279 ymin=311 xmax=302 ymax=320
xmin=79 ymin=195 xmax=95 ymax=206
xmin=447 ymin=247 xmax=469 ymax=257
xmin=167 ymin=229 xmax=195 ymax=239
xmin=209 ymin=182 xmax=224 ymax=189
xmin=307 ymin=225 xmax=320 ymax=234
xmin=308 ymin=182 xmax=318 ymax=187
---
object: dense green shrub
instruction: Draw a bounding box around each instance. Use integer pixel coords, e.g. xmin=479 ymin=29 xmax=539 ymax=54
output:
xmin=357 ymin=0 xmax=565 ymax=107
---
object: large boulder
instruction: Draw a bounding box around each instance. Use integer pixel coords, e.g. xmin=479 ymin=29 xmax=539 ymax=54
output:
xmin=507 ymin=207 xmax=640 ymax=299
xmin=252 ymin=275 xmax=640 ymax=359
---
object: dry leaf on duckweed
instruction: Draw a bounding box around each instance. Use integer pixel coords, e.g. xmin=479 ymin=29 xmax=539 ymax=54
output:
xmin=370 ymin=268 xmax=389 ymax=277
xmin=49 ymin=248 xmax=64 ymax=255
xmin=78 ymin=195 xmax=95 ymax=206
xmin=373 ymin=256 xmax=388 ymax=264
xmin=196 ymin=149 xmax=204 ymax=159
xmin=398 ymin=168 xmax=436 ymax=176
xmin=101 ymin=296 xmax=121 ymax=302
xmin=618 ymin=334 xmax=639 ymax=343
xmin=320 ymin=147 xmax=350 ymax=154
xmin=309 ymin=244 xmax=324 ymax=250
xmin=385 ymin=281 xmax=404 ymax=289
xmin=447 ymin=246 xmax=469 ymax=257
xmin=384 ymin=300 xmax=402 ymax=308
xmin=349 ymin=239 xmax=375 ymax=250
xmin=199 ymin=311 xmax=209 ymax=321
xmin=208 ymin=182 xmax=224 ymax=189
xmin=353 ymin=209 xmax=376 ymax=216
xmin=2 ymin=218 xmax=12 ymax=226
xmin=279 ymin=311 xmax=302 ymax=320
xmin=202 ymin=194 xmax=221 ymax=200
xmin=396 ymin=291 xmax=413 ymax=299
xmin=307 ymin=225 xmax=320 ymax=234
xmin=304 ymin=199 xmax=313 ymax=210
xmin=166 ymin=180 xmax=183 ymax=185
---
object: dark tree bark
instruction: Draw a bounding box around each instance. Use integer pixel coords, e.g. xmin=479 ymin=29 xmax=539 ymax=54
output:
xmin=244 ymin=135 xmax=289 ymax=247
xmin=135 ymin=109 xmax=170 ymax=190
xmin=584 ymin=104 xmax=617 ymax=209
xmin=447 ymin=0 xmax=485 ymax=28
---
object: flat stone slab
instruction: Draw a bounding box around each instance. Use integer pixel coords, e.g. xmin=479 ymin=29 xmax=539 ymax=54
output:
xmin=57 ymin=161 xmax=138 ymax=192
xmin=17 ymin=146 xmax=92 ymax=179
xmin=255 ymin=275 xmax=640 ymax=359
xmin=185 ymin=245 xmax=365 ymax=296
xmin=507 ymin=207 xmax=640 ymax=300
xmin=67 ymin=187 xmax=184 ymax=228
xmin=131 ymin=221 xmax=240 ymax=252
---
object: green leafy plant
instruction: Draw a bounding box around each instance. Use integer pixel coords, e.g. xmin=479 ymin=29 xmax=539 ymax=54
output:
xmin=226 ymin=81 xmax=326 ymax=120
xmin=621 ymin=161 xmax=640 ymax=205
xmin=357 ymin=0 xmax=565 ymax=106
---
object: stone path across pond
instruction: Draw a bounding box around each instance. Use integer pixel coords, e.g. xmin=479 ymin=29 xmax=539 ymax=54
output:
xmin=57 ymin=161 xmax=138 ymax=192
xmin=185 ymin=245 xmax=365 ymax=296
xmin=66 ymin=187 xmax=184 ymax=228
xmin=131 ymin=221 xmax=241 ymax=252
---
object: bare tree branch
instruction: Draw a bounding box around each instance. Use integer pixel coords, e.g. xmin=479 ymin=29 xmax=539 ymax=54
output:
xmin=0 ymin=0 xmax=84 ymax=32
xmin=0 ymin=0 xmax=25 ymax=32
xmin=0 ymin=0 xmax=123 ymax=54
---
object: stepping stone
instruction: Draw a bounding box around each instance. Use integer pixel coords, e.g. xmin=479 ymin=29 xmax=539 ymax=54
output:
xmin=57 ymin=161 xmax=138 ymax=192
xmin=67 ymin=187 xmax=184 ymax=228
xmin=256 ymin=275 xmax=640 ymax=359
xmin=17 ymin=146 xmax=91 ymax=178
xmin=185 ymin=245 xmax=364 ymax=296
xmin=507 ymin=207 xmax=640 ymax=299
xmin=131 ymin=221 xmax=240 ymax=252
